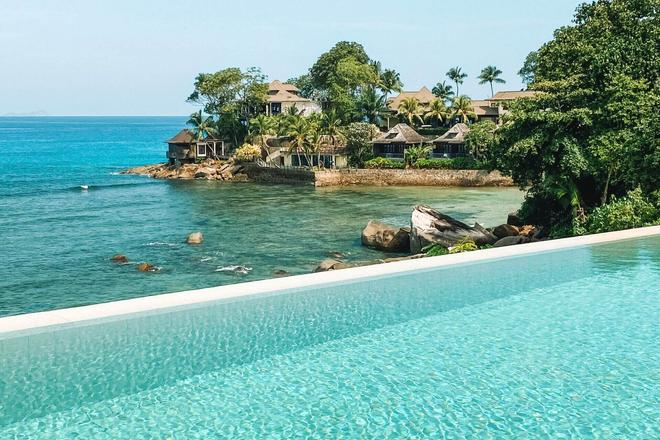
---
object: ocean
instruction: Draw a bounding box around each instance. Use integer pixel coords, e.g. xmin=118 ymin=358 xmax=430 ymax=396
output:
xmin=0 ymin=116 xmax=523 ymax=317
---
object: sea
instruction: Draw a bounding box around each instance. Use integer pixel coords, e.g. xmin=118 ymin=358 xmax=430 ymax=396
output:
xmin=0 ymin=116 xmax=523 ymax=317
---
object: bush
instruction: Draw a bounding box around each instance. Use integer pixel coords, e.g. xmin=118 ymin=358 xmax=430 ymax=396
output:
xmin=414 ymin=157 xmax=484 ymax=170
xmin=586 ymin=188 xmax=658 ymax=234
xmin=342 ymin=122 xmax=379 ymax=167
xmin=448 ymin=238 xmax=478 ymax=254
xmin=404 ymin=146 xmax=433 ymax=167
xmin=450 ymin=157 xmax=483 ymax=169
xmin=364 ymin=157 xmax=404 ymax=169
xmin=235 ymin=143 xmax=262 ymax=161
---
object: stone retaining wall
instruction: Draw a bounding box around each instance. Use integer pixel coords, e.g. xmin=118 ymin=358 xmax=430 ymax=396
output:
xmin=313 ymin=169 xmax=513 ymax=187
xmin=244 ymin=165 xmax=315 ymax=185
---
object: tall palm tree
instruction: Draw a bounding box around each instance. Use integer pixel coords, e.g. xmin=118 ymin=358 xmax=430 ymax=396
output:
xmin=187 ymin=110 xmax=216 ymax=140
xmin=446 ymin=67 xmax=468 ymax=96
xmin=248 ymin=114 xmax=275 ymax=147
xmin=359 ymin=87 xmax=388 ymax=125
xmin=451 ymin=96 xmax=477 ymax=123
xmin=379 ymin=69 xmax=403 ymax=101
xmin=424 ymin=99 xmax=449 ymax=126
xmin=287 ymin=117 xmax=312 ymax=167
xmin=478 ymin=65 xmax=506 ymax=97
xmin=397 ymin=97 xmax=424 ymax=126
xmin=321 ymin=109 xmax=343 ymax=149
xmin=432 ymin=81 xmax=454 ymax=104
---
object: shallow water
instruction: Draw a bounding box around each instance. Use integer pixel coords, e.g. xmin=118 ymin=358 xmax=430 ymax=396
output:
xmin=0 ymin=117 xmax=523 ymax=316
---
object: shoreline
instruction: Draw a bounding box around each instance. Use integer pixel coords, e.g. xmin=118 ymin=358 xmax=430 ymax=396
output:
xmin=123 ymin=162 xmax=514 ymax=187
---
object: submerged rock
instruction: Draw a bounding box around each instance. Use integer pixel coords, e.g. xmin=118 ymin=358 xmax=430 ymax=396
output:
xmin=314 ymin=259 xmax=352 ymax=272
xmin=136 ymin=263 xmax=158 ymax=272
xmin=186 ymin=232 xmax=204 ymax=245
xmin=410 ymin=205 xmax=497 ymax=253
xmin=361 ymin=220 xmax=411 ymax=252
xmin=110 ymin=254 xmax=128 ymax=263
xmin=273 ymin=269 xmax=290 ymax=277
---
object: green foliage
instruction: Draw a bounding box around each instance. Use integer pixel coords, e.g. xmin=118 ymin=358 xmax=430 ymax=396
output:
xmin=518 ymin=51 xmax=538 ymax=86
xmin=186 ymin=110 xmax=217 ymax=140
xmin=491 ymin=0 xmax=660 ymax=231
xmin=448 ymin=238 xmax=478 ymax=254
xmin=464 ymin=120 xmax=496 ymax=161
xmin=404 ymin=145 xmax=433 ymax=167
xmin=342 ymin=122 xmax=379 ymax=167
xmin=432 ymin=81 xmax=454 ymax=103
xmin=416 ymin=127 xmax=448 ymax=137
xmin=397 ymin=97 xmax=424 ymax=126
xmin=358 ymin=86 xmax=388 ymax=125
xmin=424 ymin=99 xmax=449 ymax=126
xmin=586 ymin=188 xmax=659 ymax=233
xmin=446 ymin=67 xmax=468 ymax=95
xmin=414 ymin=157 xmax=484 ymax=170
xmin=450 ymin=157 xmax=484 ymax=170
xmin=422 ymin=244 xmax=449 ymax=257
xmin=235 ymin=143 xmax=262 ymax=161
xmin=364 ymin=157 xmax=405 ymax=169
xmin=478 ymin=65 xmax=506 ymax=97
xmin=451 ymin=96 xmax=476 ymax=123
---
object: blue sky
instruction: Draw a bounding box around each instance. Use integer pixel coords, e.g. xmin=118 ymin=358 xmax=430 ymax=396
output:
xmin=1 ymin=0 xmax=583 ymax=116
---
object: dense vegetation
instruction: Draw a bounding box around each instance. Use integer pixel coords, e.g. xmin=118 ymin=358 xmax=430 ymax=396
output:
xmin=489 ymin=0 xmax=660 ymax=236
xmin=365 ymin=157 xmax=483 ymax=170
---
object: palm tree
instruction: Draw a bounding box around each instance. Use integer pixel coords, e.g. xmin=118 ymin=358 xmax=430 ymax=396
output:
xmin=451 ymin=96 xmax=476 ymax=123
xmin=187 ymin=110 xmax=216 ymax=140
xmin=321 ymin=109 xmax=343 ymax=149
xmin=248 ymin=115 xmax=275 ymax=147
xmin=306 ymin=127 xmax=327 ymax=168
xmin=446 ymin=67 xmax=468 ymax=96
xmin=478 ymin=65 xmax=506 ymax=97
xmin=432 ymin=81 xmax=454 ymax=104
xmin=424 ymin=99 xmax=449 ymax=126
xmin=379 ymin=69 xmax=403 ymax=101
xmin=359 ymin=87 xmax=388 ymax=125
xmin=287 ymin=117 xmax=312 ymax=167
xmin=397 ymin=97 xmax=424 ymax=126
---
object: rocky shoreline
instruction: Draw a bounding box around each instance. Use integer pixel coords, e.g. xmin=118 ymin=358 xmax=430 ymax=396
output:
xmin=123 ymin=159 xmax=249 ymax=181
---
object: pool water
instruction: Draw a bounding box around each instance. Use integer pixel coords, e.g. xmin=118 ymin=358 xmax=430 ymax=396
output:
xmin=1 ymin=236 xmax=659 ymax=438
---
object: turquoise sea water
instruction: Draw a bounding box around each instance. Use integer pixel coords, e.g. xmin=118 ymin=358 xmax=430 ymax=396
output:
xmin=0 ymin=117 xmax=523 ymax=317
xmin=1 ymin=236 xmax=658 ymax=438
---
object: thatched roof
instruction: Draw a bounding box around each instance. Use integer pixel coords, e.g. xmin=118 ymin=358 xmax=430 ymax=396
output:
xmin=471 ymin=99 xmax=499 ymax=118
xmin=388 ymin=86 xmax=435 ymax=111
xmin=266 ymin=90 xmax=311 ymax=103
xmin=432 ymin=123 xmax=470 ymax=144
xmin=166 ymin=129 xmax=195 ymax=144
xmin=268 ymin=80 xmax=299 ymax=93
xmin=489 ymin=90 xmax=539 ymax=101
xmin=371 ymin=123 xmax=428 ymax=145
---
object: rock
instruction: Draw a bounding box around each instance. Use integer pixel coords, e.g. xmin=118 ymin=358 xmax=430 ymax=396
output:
xmin=314 ymin=259 xmax=352 ymax=272
xmin=507 ymin=211 xmax=524 ymax=227
xmin=194 ymin=168 xmax=214 ymax=178
xmin=361 ymin=221 xmax=411 ymax=252
xmin=186 ymin=232 xmax=204 ymax=244
xmin=380 ymin=254 xmax=427 ymax=263
xmin=518 ymin=225 xmax=537 ymax=237
xmin=110 ymin=254 xmax=128 ymax=263
xmin=273 ymin=269 xmax=290 ymax=277
xmin=492 ymin=224 xmax=520 ymax=239
xmin=410 ymin=205 xmax=497 ymax=253
xmin=327 ymin=251 xmax=346 ymax=259
xmin=532 ymin=226 xmax=548 ymax=240
xmin=137 ymin=263 xmax=157 ymax=272
xmin=493 ymin=235 xmax=529 ymax=247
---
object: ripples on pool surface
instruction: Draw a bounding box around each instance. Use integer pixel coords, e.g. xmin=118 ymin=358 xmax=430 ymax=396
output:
xmin=1 ymin=236 xmax=659 ymax=438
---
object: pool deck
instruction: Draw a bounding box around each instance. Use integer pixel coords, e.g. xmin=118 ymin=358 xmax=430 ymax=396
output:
xmin=2 ymin=225 xmax=659 ymax=337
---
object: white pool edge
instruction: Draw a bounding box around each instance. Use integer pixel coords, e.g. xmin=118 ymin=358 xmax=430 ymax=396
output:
xmin=2 ymin=225 xmax=659 ymax=336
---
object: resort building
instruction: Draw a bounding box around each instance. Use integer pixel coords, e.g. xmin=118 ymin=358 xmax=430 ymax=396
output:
xmin=431 ymin=123 xmax=470 ymax=157
xmin=371 ymin=123 xmax=429 ymax=159
xmin=387 ymin=86 xmax=435 ymax=112
xmin=470 ymin=99 xmax=500 ymax=123
xmin=265 ymin=80 xmax=321 ymax=117
xmin=166 ymin=129 xmax=227 ymax=165
xmin=265 ymin=136 xmax=348 ymax=168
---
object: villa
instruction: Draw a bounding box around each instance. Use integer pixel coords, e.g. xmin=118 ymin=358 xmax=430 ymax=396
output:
xmin=166 ymin=129 xmax=227 ymax=165
xmin=265 ymin=135 xmax=348 ymax=168
xmin=387 ymin=86 xmax=435 ymax=111
xmin=371 ymin=123 xmax=429 ymax=159
xmin=265 ymin=80 xmax=321 ymax=117
xmin=432 ymin=123 xmax=470 ymax=157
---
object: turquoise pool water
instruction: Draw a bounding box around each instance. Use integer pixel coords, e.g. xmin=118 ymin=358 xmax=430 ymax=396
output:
xmin=0 ymin=116 xmax=523 ymax=317
xmin=1 ymin=235 xmax=659 ymax=438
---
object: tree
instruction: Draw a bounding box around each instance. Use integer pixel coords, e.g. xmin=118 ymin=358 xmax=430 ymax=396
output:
xmin=398 ymin=97 xmax=424 ymax=126
xmin=248 ymin=114 xmax=275 ymax=148
xmin=287 ymin=117 xmax=313 ymax=167
xmin=490 ymin=0 xmax=660 ymax=233
xmin=187 ymin=110 xmax=216 ymax=141
xmin=216 ymin=112 xmax=246 ymax=147
xmin=342 ymin=122 xmax=379 ymax=167
xmin=446 ymin=67 xmax=467 ymax=96
xmin=424 ymin=99 xmax=449 ymax=126
xmin=464 ymin=120 xmax=496 ymax=160
xmin=358 ymin=87 xmax=388 ymax=125
xmin=321 ymin=109 xmax=343 ymax=148
xmin=451 ymin=96 xmax=476 ymax=123
xmin=379 ymin=69 xmax=403 ymax=101
xmin=432 ymin=81 xmax=454 ymax=103
xmin=518 ymin=51 xmax=538 ymax=87
xmin=478 ymin=65 xmax=506 ymax=97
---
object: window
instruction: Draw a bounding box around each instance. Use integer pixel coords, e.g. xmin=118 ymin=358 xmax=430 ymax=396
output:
xmin=197 ymin=144 xmax=207 ymax=157
xmin=271 ymin=103 xmax=282 ymax=115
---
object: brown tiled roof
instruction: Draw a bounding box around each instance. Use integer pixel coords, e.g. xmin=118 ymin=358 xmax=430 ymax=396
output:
xmin=471 ymin=99 xmax=500 ymax=117
xmin=269 ymin=80 xmax=300 ymax=93
xmin=489 ymin=90 xmax=539 ymax=101
xmin=371 ymin=123 xmax=428 ymax=145
xmin=166 ymin=129 xmax=195 ymax=144
xmin=388 ymin=86 xmax=435 ymax=111
xmin=432 ymin=123 xmax=470 ymax=144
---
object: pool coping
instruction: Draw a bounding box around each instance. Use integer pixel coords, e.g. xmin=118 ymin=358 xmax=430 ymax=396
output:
xmin=2 ymin=225 xmax=659 ymax=336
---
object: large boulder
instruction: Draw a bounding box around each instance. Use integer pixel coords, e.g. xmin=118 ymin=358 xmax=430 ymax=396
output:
xmin=493 ymin=235 xmax=529 ymax=247
xmin=361 ymin=221 xmax=411 ymax=253
xmin=110 ymin=254 xmax=128 ymax=263
xmin=507 ymin=211 xmax=524 ymax=227
xmin=410 ymin=205 xmax=497 ymax=253
xmin=492 ymin=224 xmax=520 ymax=239
xmin=314 ymin=259 xmax=352 ymax=272
xmin=186 ymin=232 xmax=204 ymax=244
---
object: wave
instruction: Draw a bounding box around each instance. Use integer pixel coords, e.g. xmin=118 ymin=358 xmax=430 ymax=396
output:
xmin=145 ymin=241 xmax=179 ymax=248
xmin=63 ymin=181 xmax=160 ymax=192
xmin=215 ymin=265 xmax=252 ymax=275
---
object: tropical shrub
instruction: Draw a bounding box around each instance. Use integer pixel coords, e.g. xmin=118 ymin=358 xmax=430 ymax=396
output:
xmin=364 ymin=157 xmax=404 ymax=169
xmin=464 ymin=120 xmax=496 ymax=161
xmin=586 ymin=188 xmax=658 ymax=234
xmin=343 ymin=122 xmax=379 ymax=167
xmin=235 ymin=143 xmax=262 ymax=161
xmin=422 ymin=244 xmax=448 ymax=256
xmin=450 ymin=157 xmax=483 ymax=170
xmin=414 ymin=159 xmax=453 ymax=169
xmin=448 ymin=238 xmax=478 ymax=254
xmin=403 ymin=146 xmax=432 ymax=167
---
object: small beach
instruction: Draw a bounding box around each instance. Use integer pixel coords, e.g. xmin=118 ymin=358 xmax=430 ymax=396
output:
xmin=0 ymin=116 xmax=522 ymax=317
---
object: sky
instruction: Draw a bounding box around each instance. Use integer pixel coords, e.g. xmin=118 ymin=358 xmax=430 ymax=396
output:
xmin=0 ymin=0 xmax=584 ymax=116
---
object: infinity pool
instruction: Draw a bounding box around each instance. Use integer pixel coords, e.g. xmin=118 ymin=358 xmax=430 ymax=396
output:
xmin=1 ymin=233 xmax=659 ymax=438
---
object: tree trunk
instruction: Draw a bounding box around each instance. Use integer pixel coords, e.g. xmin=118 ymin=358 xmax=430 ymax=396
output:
xmin=601 ymin=168 xmax=612 ymax=205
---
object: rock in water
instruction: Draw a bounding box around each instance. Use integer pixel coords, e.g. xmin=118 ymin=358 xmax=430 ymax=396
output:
xmin=110 ymin=254 xmax=128 ymax=263
xmin=410 ymin=205 xmax=497 ymax=253
xmin=186 ymin=232 xmax=204 ymax=244
xmin=137 ymin=263 xmax=157 ymax=272
xmin=361 ymin=220 xmax=411 ymax=252
xmin=314 ymin=259 xmax=352 ymax=272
